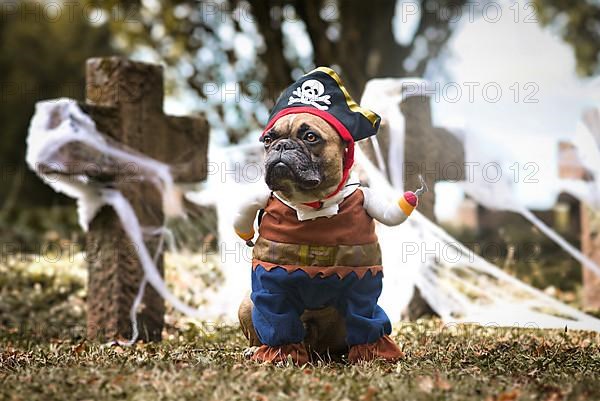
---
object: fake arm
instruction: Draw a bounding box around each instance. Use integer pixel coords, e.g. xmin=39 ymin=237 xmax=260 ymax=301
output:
xmin=233 ymin=185 xmax=271 ymax=241
xmin=361 ymin=187 xmax=418 ymax=226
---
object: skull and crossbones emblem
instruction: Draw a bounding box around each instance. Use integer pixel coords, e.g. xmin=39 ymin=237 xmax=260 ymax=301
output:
xmin=288 ymin=79 xmax=331 ymax=110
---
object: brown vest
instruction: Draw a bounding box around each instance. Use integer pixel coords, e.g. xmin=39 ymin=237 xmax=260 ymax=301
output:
xmin=252 ymin=190 xmax=383 ymax=279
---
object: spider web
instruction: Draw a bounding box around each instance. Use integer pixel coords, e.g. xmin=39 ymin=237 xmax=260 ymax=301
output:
xmin=360 ymin=79 xmax=600 ymax=331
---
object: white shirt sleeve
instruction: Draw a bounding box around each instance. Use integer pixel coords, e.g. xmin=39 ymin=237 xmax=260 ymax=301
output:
xmin=361 ymin=187 xmax=408 ymax=226
xmin=233 ymin=184 xmax=272 ymax=240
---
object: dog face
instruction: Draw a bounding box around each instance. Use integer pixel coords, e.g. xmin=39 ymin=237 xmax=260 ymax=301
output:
xmin=262 ymin=113 xmax=346 ymax=203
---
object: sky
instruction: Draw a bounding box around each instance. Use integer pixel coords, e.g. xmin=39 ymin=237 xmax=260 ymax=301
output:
xmin=414 ymin=1 xmax=600 ymax=219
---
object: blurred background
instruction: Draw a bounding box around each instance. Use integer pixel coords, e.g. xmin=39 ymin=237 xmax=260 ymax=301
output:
xmin=1 ymin=0 xmax=600 ymax=327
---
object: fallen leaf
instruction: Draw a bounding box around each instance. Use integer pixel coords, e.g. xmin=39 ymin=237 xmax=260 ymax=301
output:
xmin=201 ymin=369 xmax=218 ymax=380
xmin=360 ymin=386 xmax=378 ymax=401
xmin=498 ymin=389 xmax=520 ymax=401
xmin=545 ymin=391 xmax=563 ymax=401
xmin=417 ymin=376 xmax=434 ymax=393
xmin=71 ymin=339 xmax=86 ymax=355
xmin=112 ymin=346 xmax=125 ymax=355
xmin=251 ymin=392 xmax=268 ymax=401
xmin=435 ymin=376 xmax=452 ymax=391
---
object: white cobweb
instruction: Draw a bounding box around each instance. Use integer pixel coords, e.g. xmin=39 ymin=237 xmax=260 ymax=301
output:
xmin=26 ymin=84 xmax=600 ymax=345
xmin=360 ymin=79 xmax=600 ymax=331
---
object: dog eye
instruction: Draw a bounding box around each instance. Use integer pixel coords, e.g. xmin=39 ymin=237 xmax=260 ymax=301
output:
xmin=262 ymin=135 xmax=273 ymax=147
xmin=303 ymin=132 xmax=319 ymax=143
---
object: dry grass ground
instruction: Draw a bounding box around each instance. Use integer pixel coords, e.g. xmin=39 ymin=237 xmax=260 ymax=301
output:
xmin=1 ymin=256 xmax=599 ymax=401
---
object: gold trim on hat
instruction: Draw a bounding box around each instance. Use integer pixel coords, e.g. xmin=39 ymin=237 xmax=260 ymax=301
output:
xmin=311 ymin=67 xmax=380 ymax=127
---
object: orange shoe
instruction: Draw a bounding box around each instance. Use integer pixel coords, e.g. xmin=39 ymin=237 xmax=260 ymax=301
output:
xmin=251 ymin=343 xmax=309 ymax=365
xmin=348 ymin=335 xmax=404 ymax=363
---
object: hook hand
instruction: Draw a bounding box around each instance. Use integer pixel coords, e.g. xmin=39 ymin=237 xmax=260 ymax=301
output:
xmin=414 ymin=175 xmax=428 ymax=197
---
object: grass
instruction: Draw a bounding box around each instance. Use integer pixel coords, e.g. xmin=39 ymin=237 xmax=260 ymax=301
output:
xmin=1 ymin=255 xmax=600 ymax=400
xmin=2 ymin=323 xmax=600 ymax=401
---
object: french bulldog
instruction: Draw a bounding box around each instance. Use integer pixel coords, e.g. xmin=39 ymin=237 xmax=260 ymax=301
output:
xmin=234 ymin=67 xmax=418 ymax=365
xmin=235 ymin=113 xmax=417 ymax=364
xmin=238 ymin=113 xmax=350 ymax=358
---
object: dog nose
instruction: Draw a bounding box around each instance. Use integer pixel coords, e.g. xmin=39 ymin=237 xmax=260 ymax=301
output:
xmin=274 ymin=139 xmax=295 ymax=151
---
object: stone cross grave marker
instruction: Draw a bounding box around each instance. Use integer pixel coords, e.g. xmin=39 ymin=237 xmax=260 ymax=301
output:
xmin=581 ymin=205 xmax=600 ymax=309
xmin=360 ymin=88 xmax=465 ymax=319
xmin=361 ymin=91 xmax=465 ymax=219
xmin=559 ymin=109 xmax=600 ymax=311
xmin=39 ymin=57 xmax=209 ymax=341
xmin=580 ymin=109 xmax=600 ymax=311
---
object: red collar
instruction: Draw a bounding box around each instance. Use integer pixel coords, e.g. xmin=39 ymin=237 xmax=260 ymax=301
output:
xmin=303 ymin=200 xmax=324 ymax=209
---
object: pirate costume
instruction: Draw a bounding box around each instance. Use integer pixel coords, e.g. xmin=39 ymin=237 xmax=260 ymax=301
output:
xmin=234 ymin=67 xmax=418 ymax=364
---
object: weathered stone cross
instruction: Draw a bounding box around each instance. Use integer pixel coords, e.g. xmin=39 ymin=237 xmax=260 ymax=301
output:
xmin=360 ymin=87 xmax=465 ymax=319
xmin=581 ymin=205 xmax=600 ymax=310
xmin=579 ymin=109 xmax=600 ymax=311
xmin=560 ymin=109 xmax=600 ymax=311
xmin=39 ymin=57 xmax=209 ymax=341
xmin=361 ymin=90 xmax=465 ymax=220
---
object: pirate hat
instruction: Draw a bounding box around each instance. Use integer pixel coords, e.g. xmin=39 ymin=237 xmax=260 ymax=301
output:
xmin=263 ymin=67 xmax=381 ymax=143
xmin=262 ymin=67 xmax=381 ymax=203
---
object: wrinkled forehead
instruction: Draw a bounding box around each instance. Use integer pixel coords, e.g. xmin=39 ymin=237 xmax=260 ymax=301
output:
xmin=271 ymin=113 xmax=338 ymax=137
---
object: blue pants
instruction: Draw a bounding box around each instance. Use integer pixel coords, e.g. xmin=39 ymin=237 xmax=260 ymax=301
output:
xmin=251 ymin=265 xmax=392 ymax=347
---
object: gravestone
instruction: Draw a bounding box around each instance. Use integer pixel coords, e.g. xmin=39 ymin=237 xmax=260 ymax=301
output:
xmin=561 ymin=109 xmax=600 ymax=311
xmin=402 ymin=94 xmax=465 ymax=320
xmin=360 ymin=87 xmax=465 ymax=320
xmin=581 ymin=206 xmax=600 ymax=309
xmin=85 ymin=58 xmax=208 ymax=341
xmin=400 ymin=95 xmax=465 ymax=217
xmin=37 ymin=57 xmax=209 ymax=341
xmin=361 ymin=93 xmax=465 ymax=217
xmin=580 ymin=109 xmax=600 ymax=310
